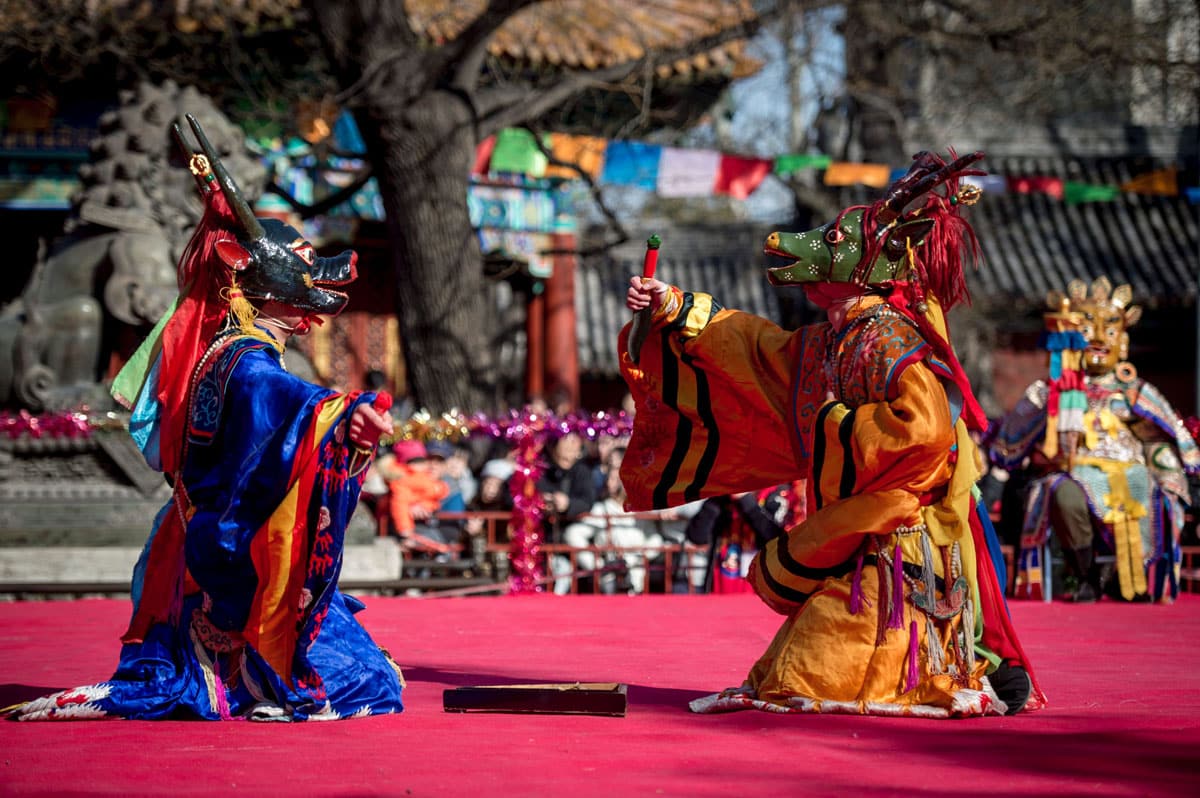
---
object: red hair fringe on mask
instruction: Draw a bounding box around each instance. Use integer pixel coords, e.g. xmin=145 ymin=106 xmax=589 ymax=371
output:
xmin=904 ymin=168 xmax=982 ymax=312
xmin=155 ymin=190 xmax=241 ymax=475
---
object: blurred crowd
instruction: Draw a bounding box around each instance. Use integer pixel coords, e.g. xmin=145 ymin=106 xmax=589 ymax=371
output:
xmin=360 ymin=385 xmax=809 ymax=594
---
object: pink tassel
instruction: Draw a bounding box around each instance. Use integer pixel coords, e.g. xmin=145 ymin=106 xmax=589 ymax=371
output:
xmin=906 ymin=620 xmax=920 ymax=693
xmin=888 ymin=542 xmax=905 ymax=629
xmin=849 ymin=552 xmax=865 ymax=615
xmin=875 ymin=556 xmax=889 ymax=645
xmin=212 ymin=657 xmax=233 ymax=721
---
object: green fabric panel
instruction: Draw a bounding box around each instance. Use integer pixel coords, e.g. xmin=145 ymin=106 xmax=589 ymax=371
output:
xmin=109 ymin=296 xmax=179 ymax=409
xmin=1063 ymin=181 xmax=1120 ymax=204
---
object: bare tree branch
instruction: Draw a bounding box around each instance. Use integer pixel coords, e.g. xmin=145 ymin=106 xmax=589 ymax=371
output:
xmin=264 ymin=166 xmax=374 ymax=220
xmin=525 ymin=126 xmax=630 ymax=257
xmin=446 ymin=0 xmax=544 ymax=92
xmin=477 ymin=62 xmax=641 ymax=136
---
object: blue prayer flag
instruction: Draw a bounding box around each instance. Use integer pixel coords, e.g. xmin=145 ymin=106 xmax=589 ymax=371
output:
xmin=600 ymin=141 xmax=662 ymax=190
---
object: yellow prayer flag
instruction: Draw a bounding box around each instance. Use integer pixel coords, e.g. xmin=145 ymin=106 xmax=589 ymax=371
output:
xmin=1119 ymin=166 xmax=1178 ymax=196
xmin=823 ymin=161 xmax=892 ymax=188
xmin=544 ymin=134 xmax=607 ymax=181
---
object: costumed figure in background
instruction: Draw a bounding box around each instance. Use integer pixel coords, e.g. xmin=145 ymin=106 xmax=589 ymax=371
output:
xmin=621 ymin=150 xmax=1043 ymax=718
xmin=7 ymin=116 xmax=404 ymax=721
xmin=990 ymin=278 xmax=1199 ymax=603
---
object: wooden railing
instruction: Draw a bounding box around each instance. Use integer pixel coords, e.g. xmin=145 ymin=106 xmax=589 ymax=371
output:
xmin=383 ymin=510 xmax=708 ymax=595
xmin=1181 ymin=546 xmax=1200 ymax=594
xmin=383 ymin=510 xmax=1200 ymax=598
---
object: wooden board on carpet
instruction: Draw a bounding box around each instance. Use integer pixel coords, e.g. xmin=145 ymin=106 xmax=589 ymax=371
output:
xmin=443 ymin=682 xmax=627 ymax=716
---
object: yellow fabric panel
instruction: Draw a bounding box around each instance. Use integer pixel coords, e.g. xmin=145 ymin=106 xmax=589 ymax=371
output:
xmin=245 ymin=395 xmax=347 ymax=684
xmin=921 ymin=420 xmax=985 ymax=644
xmin=799 ymin=490 xmax=920 ymax=561
xmin=844 ymin=366 xmax=955 ymax=499
xmin=543 ymin=133 xmax=606 ymax=180
xmin=823 ymin=162 xmax=893 ymax=188
xmin=752 ymin=489 xmax=917 ymax=613
xmin=813 ymin=401 xmax=853 ymax=506
xmin=247 ymin=479 xmax=307 ymax=682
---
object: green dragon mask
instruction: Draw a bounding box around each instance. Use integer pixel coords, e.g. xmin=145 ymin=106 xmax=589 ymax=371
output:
xmin=763 ymin=150 xmax=986 ymax=311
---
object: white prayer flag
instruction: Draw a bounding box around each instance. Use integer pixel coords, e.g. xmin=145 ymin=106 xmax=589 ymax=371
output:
xmin=656 ymin=147 xmax=721 ymax=198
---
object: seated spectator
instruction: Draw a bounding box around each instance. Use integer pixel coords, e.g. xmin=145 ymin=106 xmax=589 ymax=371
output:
xmin=555 ymin=470 xmax=662 ymax=595
xmin=437 ymin=440 xmax=478 ymax=507
xmin=650 ymin=499 xmax=707 ymax=592
xmin=548 ymin=385 xmax=575 ymax=417
xmin=361 ymin=444 xmax=393 ymax=532
xmin=465 ymin=458 xmax=515 ymax=556
xmin=536 ymin=432 xmax=597 ymax=543
xmin=591 ymin=439 xmax=629 ymax=499
xmin=424 ymin=440 xmax=464 ymax=510
xmin=426 ymin=439 xmax=473 ymax=554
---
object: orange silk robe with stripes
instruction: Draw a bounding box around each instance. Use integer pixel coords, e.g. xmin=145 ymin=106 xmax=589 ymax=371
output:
xmin=619 ymin=290 xmax=1027 ymax=713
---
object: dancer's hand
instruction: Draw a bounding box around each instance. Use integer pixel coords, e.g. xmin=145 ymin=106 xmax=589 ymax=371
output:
xmin=349 ymin=403 xmax=394 ymax=450
xmin=627 ymin=276 xmax=669 ymax=312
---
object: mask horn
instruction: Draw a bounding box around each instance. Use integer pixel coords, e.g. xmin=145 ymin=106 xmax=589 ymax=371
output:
xmin=185 ymin=113 xmax=265 ymax=240
xmin=877 ymin=150 xmax=986 ymax=224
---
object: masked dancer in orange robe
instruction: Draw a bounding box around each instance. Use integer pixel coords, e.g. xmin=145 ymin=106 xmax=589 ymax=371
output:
xmin=621 ymin=151 xmax=1044 ymax=718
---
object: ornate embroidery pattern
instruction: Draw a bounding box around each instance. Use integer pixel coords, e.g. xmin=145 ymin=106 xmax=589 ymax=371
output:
xmin=190 ymin=608 xmax=246 ymax=653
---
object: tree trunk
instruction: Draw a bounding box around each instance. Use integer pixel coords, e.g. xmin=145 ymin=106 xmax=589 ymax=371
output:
xmin=355 ymin=92 xmax=496 ymax=412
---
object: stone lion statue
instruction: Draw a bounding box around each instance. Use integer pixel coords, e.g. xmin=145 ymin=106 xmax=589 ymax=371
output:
xmin=0 ymin=80 xmax=266 ymax=411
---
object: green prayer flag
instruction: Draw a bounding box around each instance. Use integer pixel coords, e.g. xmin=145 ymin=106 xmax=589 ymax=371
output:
xmin=1063 ymin=181 xmax=1120 ymax=204
xmin=773 ymin=153 xmax=833 ymax=176
xmin=489 ymin=128 xmax=548 ymax=177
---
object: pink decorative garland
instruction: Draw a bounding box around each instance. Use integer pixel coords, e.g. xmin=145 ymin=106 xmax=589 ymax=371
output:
xmin=6 ymin=405 xmax=637 ymax=596
xmin=507 ymin=433 xmax=546 ymax=594
xmin=0 ymin=409 xmax=95 ymax=439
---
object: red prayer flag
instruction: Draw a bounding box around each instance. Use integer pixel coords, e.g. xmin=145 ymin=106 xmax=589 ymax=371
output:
xmin=472 ymin=136 xmax=496 ymax=176
xmin=1008 ymin=176 xmax=1065 ymax=200
xmin=714 ymin=155 xmax=772 ymax=200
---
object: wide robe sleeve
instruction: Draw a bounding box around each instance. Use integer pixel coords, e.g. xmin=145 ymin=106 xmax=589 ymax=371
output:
xmin=618 ymin=289 xmax=822 ymax=510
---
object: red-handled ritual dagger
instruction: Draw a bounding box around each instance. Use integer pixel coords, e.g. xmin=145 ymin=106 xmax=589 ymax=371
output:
xmin=625 ymin=233 xmax=661 ymax=364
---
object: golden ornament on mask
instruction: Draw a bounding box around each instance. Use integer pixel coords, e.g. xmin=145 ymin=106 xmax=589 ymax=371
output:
xmin=188 ymin=153 xmax=211 ymax=178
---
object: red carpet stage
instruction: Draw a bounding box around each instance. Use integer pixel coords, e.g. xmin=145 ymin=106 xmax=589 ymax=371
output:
xmin=2 ymin=594 xmax=1197 ymax=797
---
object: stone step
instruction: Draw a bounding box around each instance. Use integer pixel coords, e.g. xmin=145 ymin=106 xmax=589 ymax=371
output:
xmin=0 ymin=538 xmax=404 ymax=596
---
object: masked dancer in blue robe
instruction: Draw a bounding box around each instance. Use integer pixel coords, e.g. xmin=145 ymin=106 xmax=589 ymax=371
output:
xmin=8 ymin=116 xmax=404 ymax=722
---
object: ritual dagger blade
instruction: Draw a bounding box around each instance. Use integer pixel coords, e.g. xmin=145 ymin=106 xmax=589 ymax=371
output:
xmin=625 ymin=234 xmax=661 ymax=365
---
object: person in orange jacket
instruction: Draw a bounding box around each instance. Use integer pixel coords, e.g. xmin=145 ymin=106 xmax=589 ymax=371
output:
xmin=382 ymin=439 xmax=454 ymax=554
